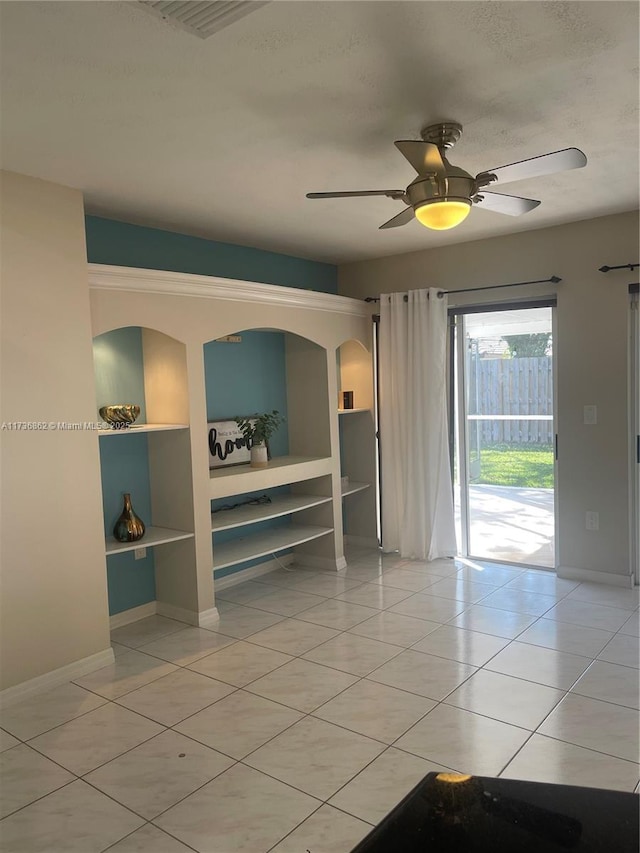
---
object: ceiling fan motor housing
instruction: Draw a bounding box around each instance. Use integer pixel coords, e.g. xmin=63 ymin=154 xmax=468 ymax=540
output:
xmin=407 ymin=160 xmax=476 ymax=208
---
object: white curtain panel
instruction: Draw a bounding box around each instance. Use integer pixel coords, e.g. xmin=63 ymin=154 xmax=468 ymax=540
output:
xmin=379 ymin=288 xmax=457 ymax=560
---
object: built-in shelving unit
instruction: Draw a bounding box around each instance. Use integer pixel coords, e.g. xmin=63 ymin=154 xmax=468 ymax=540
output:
xmin=90 ymin=263 xmax=376 ymax=626
xmin=98 ymin=423 xmax=188 ymax=436
xmin=213 ymin=524 xmax=333 ymax=570
xmin=208 ymin=329 xmax=337 ymax=577
xmin=212 ymin=492 xmax=332 ymax=532
xmin=209 ymin=455 xmax=332 ymax=499
xmin=92 ymin=323 xmax=198 ymax=623
xmin=105 ymin=527 xmax=194 ymax=555
xmin=341 ymin=481 xmax=370 ymax=498
xmin=338 ymin=340 xmax=377 ymax=547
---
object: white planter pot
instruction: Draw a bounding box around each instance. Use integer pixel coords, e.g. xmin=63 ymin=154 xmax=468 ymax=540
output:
xmin=250 ymin=442 xmax=268 ymax=468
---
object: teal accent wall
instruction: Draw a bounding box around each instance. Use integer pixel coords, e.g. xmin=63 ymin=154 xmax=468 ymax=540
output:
xmin=204 ymin=332 xmax=289 ymax=458
xmin=94 ymin=328 xmax=154 ymax=615
xmin=89 ymin=217 xmax=334 ymax=611
xmin=206 ymin=333 xmax=290 ymax=578
xmin=93 ymin=327 xmax=147 ymax=422
xmin=99 ymin=432 xmax=155 ymax=615
xmin=85 ymin=216 xmax=337 ymax=293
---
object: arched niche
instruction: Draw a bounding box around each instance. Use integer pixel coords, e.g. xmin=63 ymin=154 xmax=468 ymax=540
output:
xmin=337 ymin=337 xmax=374 ymax=412
xmin=203 ymin=326 xmax=331 ymax=460
xmin=93 ymin=326 xmax=189 ymax=426
xmin=336 ymin=338 xmax=378 ymax=546
xmin=92 ymin=325 xmax=196 ymax=621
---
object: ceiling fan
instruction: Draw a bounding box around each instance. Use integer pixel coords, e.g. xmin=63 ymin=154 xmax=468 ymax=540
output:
xmin=306 ymin=122 xmax=587 ymax=231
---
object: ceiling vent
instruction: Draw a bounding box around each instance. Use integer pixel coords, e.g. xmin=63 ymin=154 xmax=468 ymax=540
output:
xmin=138 ymin=1 xmax=271 ymax=39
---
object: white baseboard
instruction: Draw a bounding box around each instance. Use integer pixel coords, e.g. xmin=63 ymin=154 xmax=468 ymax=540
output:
xmin=155 ymin=602 xmax=201 ymax=626
xmin=557 ymin=565 xmax=635 ymax=588
xmin=156 ymin=602 xmax=220 ymax=628
xmin=214 ymin=554 xmax=295 ymax=591
xmin=111 ymin=600 xmax=222 ymax=630
xmin=197 ymin=607 xmax=221 ymax=629
xmin=109 ymin=601 xmax=157 ymax=629
xmin=0 ymin=648 xmax=115 ymax=709
xmin=297 ymin=554 xmax=348 ymax=572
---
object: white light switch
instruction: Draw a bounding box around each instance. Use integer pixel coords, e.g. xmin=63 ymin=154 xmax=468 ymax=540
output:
xmin=583 ymin=405 xmax=597 ymax=425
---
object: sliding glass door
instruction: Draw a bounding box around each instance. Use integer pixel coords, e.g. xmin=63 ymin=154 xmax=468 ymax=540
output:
xmin=452 ymin=303 xmax=556 ymax=568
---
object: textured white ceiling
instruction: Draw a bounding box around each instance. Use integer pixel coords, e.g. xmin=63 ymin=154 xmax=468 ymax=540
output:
xmin=0 ymin=1 xmax=638 ymax=263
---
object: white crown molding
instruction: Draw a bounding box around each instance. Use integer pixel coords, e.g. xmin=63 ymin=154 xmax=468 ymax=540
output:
xmin=88 ymin=263 xmax=371 ymax=318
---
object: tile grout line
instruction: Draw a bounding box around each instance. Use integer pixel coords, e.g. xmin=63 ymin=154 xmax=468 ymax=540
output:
xmin=3 ymin=554 xmax=638 ymax=847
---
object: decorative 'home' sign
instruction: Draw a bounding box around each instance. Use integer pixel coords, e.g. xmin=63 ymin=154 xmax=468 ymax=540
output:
xmin=208 ymin=420 xmax=253 ymax=469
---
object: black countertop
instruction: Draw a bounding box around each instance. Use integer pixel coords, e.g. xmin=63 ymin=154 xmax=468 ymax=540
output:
xmin=350 ymin=772 xmax=639 ymax=853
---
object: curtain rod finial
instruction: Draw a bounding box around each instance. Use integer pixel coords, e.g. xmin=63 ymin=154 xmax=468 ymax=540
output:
xmin=550 ymin=276 xmax=561 ymax=283
xmin=599 ymin=266 xmax=611 ymax=273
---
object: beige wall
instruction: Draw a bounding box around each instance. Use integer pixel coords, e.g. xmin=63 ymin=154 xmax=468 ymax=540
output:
xmin=0 ymin=171 xmax=110 ymax=690
xmin=338 ymin=211 xmax=639 ymax=579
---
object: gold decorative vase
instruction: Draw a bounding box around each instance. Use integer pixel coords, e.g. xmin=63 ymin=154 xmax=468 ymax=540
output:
xmin=113 ymin=493 xmax=145 ymax=542
xmin=99 ymin=404 xmax=141 ymax=426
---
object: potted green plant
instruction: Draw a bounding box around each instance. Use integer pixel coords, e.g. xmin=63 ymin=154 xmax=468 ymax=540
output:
xmin=234 ymin=410 xmax=285 ymax=468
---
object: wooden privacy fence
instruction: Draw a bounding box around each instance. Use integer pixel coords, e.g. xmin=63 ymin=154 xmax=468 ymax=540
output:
xmin=468 ymin=356 xmax=554 ymax=445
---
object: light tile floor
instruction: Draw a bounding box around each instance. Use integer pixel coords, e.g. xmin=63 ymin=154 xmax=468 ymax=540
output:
xmin=1 ymin=547 xmax=639 ymax=852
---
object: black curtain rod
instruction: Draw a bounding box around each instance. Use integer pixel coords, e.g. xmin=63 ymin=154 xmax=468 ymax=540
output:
xmin=364 ymin=276 xmax=561 ymax=303
xmin=599 ymin=263 xmax=639 ymax=273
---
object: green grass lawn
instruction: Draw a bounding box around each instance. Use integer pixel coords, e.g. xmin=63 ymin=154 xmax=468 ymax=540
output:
xmin=472 ymin=445 xmax=554 ymax=489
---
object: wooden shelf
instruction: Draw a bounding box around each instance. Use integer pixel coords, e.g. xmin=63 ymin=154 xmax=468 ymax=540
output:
xmin=213 ymin=524 xmax=333 ymax=570
xmin=212 ymin=493 xmax=332 ymax=532
xmin=209 ymin=455 xmax=333 ymax=500
xmin=106 ymin=526 xmax=194 ymax=555
xmin=98 ymin=423 xmax=189 ymax=436
xmin=341 ymin=481 xmax=370 ymax=498
xmin=338 ymin=408 xmax=370 ymax=415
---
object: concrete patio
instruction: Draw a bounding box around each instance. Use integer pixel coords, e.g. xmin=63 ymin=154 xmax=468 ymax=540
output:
xmin=455 ymin=484 xmax=555 ymax=568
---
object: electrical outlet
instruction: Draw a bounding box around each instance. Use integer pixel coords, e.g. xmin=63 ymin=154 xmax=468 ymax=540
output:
xmin=584 ymin=405 xmax=597 ymax=425
xmin=585 ymin=512 xmax=599 ymax=531
xmin=134 ymin=547 xmax=147 ymax=560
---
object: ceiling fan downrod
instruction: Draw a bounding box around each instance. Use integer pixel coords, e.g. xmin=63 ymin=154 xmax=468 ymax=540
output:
xmin=420 ymin=121 xmax=463 ymax=153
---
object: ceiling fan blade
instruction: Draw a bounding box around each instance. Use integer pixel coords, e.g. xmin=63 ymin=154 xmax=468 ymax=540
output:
xmin=306 ymin=190 xmax=406 ymax=200
xmin=394 ymin=141 xmax=446 ymax=177
xmin=477 ymin=148 xmax=587 ymax=186
xmin=475 ymin=191 xmax=541 ymax=216
xmin=379 ymin=207 xmax=415 ymax=230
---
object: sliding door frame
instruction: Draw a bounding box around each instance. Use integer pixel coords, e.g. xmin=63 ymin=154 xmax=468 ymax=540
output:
xmin=630 ymin=285 xmax=639 ymax=584
xmin=449 ymin=298 xmax=558 ymax=568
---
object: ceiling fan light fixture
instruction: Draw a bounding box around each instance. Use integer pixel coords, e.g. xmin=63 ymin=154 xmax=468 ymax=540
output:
xmin=415 ymin=199 xmax=471 ymax=230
